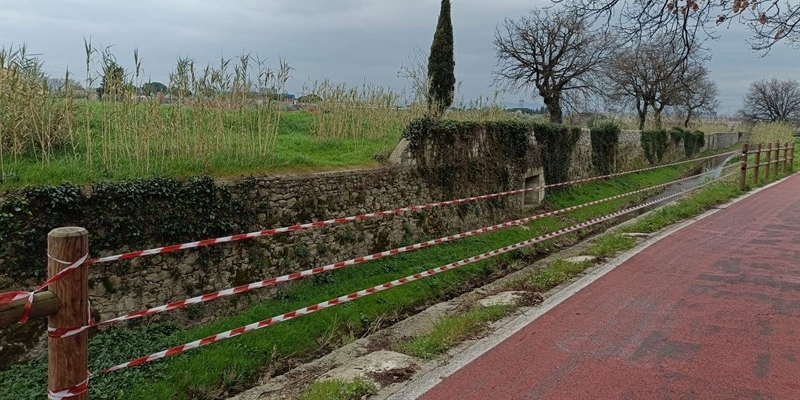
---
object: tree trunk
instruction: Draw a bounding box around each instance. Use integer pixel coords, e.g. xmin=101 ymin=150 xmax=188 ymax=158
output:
xmin=653 ymin=107 xmax=663 ymax=129
xmin=544 ymin=94 xmax=563 ymax=123
xmin=683 ymin=108 xmax=693 ymax=128
xmin=636 ymin=101 xmax=648 ymax=130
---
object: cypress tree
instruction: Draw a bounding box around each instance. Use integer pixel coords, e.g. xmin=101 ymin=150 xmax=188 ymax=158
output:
xmin=427 ymin=0 xmax=455 ymax=117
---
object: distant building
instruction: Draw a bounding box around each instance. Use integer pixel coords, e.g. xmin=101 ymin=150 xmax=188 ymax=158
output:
xmin=282 ymin=94 xmax=296 ymax=105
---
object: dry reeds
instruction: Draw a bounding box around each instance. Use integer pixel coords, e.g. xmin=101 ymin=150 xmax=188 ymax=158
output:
xmin=0 ymin=45 xmax=77 ymax=179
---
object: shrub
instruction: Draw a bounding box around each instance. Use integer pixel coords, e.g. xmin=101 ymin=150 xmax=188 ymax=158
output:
xmin=641 ymin=129 xmax=668 ymax=164
xmin=590 ymin=123 xmax=620 ymax=175
xmin=533 ymin=122 xmax=581 ymax=185
xmin=402 ymin=118 xmax=533 ymax=197
xmin=668 ymin=127 xmax=705 ymax=158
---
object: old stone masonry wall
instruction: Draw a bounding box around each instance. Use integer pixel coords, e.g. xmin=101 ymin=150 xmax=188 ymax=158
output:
xmin=0 ymin=166 xmax=524 ymax=367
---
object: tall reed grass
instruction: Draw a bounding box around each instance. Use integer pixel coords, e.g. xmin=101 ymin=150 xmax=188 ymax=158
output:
xmin=0 ymin=45 xmax=77 ymax=181
xmin=0 ymin=43 xmax=523 ymax=186
xmin=747 ymin=121 xmax=796 ymax=144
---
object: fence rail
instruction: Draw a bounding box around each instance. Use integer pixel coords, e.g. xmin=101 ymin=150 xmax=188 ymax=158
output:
xmin=0 ymin=150 xmax=759 ymax=399
xmin=739 ymin=141 xmax=795 ymax=191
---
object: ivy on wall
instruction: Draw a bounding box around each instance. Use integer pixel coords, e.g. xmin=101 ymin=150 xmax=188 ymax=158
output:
xmin=403 ymin=117 xmax=534 ymax=198
xmin=641 ymin=129 xmax=669 ymax=165
xmin=0 ymin=177 xmax=262 ymax=280
xmin=590 ymin=123 xmax=620 ymax=175
xmin=531 ymin=122 xmax=581 ymax=186
xmin=669 ymin=127 xmax=706 ymax=158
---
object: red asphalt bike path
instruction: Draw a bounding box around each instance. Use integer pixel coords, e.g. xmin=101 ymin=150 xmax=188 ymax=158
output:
xmin=421 ymin=174 xmax=800 ymax=400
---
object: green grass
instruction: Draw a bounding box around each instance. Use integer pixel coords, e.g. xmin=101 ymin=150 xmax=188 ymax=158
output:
xmin=296 ymin=378 xmax=377 ymax=400
xmin=393 ymin=305 xmax=513 ymax=359
xmin=0 ymin=161 xmax=720 ymax=399
xmin=527 ymin=259 xmax=595 ymax=292
xmin=585 ymin=234 xmax=637 ymax=258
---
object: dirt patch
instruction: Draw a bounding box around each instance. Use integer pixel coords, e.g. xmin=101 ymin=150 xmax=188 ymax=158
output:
xmin=365 ymin=334 xmax=394 ymax=353
xmin=368 ymin=365 xmax=419 ymax=388
xmin=516 ymin=291 xmax=545 ymax=307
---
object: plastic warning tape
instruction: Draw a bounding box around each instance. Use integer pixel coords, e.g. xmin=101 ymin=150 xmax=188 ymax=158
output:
xmin=47 ymin=167 xmax=732 ymax=338
xmin=83 ymin=151 xmax=736 ymax=265
xmin=100 ymin=175 xmax=726 ymax=373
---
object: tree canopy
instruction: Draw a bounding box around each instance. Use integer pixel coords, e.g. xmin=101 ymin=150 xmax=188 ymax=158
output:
xmin=427 ymin=0 xmax=456 ymax=116
xmin=553 ymin=0 xmax=799 ymax=54
xmin=97 ymin=61 xmax=125 ymax=100
xmin=738 ymin=78 xmax=800 ymax=123
xmin=142 ymin=81 xmax=168 ymax=96
xmin=494 ymin=9 xmax=615 ymax=123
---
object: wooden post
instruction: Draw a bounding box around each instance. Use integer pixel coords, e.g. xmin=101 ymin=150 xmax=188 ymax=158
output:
xmin=791 ymin=141 xmax=796 ymax=171
xmin=753 ymin=143 xmax=761 ymax=185
xmin=764 ymin=142 xmax=772 ymax=181
xmin=48 ymin=227 xmax=89 ymax=400
xmin=784 ymin=142 xmax=790 ymax=173
xmin=740 ymin=142 xmax=749 ymax=191
xmin=773 ymin=141 xmax=780 ymax=176
xmin=0 ymin=291 xmax=60 ymax=328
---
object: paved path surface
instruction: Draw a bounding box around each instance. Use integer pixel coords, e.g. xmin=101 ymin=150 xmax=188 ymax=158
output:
xmin=420 ymin=174 xmax=800 ymax=400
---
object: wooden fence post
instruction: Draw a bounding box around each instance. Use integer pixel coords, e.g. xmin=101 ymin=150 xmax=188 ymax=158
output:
xmin=752 ymin=143 xmax=761 ymax=185
xmin=48 ymin=227 xmax=89 ymax=400
xmin=791 ymin=141 xmax=796 ymax=171
xmin=764 ymin=142 xmax=772 ymax=181
xmin=773 ymin=141 xmax=780 ymax=176
xmin=740 ymin=142 xmax=749 ymax=191
xmin=784 ymin=141 xmax=790 ymax=173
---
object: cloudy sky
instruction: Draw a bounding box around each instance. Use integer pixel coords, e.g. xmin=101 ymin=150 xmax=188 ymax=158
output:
xmin=1 ymin=0 xmax=798 ymax=115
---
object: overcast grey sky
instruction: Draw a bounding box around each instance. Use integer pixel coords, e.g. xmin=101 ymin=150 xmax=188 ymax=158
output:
xmin=1 ymin=0 xmax=798 ymax=115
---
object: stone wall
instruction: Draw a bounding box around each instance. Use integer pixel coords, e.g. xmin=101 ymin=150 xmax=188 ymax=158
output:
xmin=9 ymin=167 xmax=526 ymax=322
xmin=0 ymin=166 xmax=525 ymax=367
xmin=82 ymin=129 xmax=741 ymax=321
xmin=704 ymin=132 xmax=741 ymax=150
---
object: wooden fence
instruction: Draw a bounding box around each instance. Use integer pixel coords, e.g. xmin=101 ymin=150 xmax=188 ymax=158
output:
xmin=739 ymin=141 xmax=796 ymax=191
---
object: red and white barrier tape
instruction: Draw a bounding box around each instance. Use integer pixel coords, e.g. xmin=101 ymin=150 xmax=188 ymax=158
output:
xmin=82 ymin=151 xmax=736 ymax=266
xmin=47 ymin=376 xmax=90 ymax=400
xmin=0 ymin=153 xmax=736 ymax=323
xmin=47 ymin=167 xmax=733 ymax=338
xmin=52 ymin=172 xmax=735 ymax=395
xmin=0 ymin=254 xmax=88 ymax=324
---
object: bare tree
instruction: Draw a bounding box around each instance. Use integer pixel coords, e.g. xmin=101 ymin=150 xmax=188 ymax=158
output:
xmin=674 ymin=66 xmax=719 ymax=127
xmin=738 ymin=78 xmax=800 ymax=123
xmin=494 ymin=9 xmax=616 ymax=123
xmin=605 ymin=37 xmax=706 ymax=129
xmin=554 ymin=0 xmax=800 ymax=54
xmin=398 ymin=46 xmax=430 ymax=104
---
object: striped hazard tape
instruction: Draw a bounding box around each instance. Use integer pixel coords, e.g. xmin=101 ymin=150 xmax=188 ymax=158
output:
xmin=47 ymin=166 xmax=734 ymax=338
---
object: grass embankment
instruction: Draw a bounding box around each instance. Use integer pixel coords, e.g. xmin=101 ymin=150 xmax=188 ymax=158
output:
xmin=0 ymin=161 xmax=700 ymax=399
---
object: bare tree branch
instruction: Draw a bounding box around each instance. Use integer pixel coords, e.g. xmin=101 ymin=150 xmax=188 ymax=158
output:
xmin=493 ymin=8 xmax=616 ymax=123
xmin=398 ymin=46 xmax=430 ymax=104
xmin=738 ymin=78 xmax=800 ymax=123
xmin=554 ymin=0 xmax=800 ymax=54
xmin=604 ymin=36 xmax=708 ymax=129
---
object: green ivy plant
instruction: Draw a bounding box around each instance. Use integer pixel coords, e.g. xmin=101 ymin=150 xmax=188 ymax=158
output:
xmin=402 ymin=118 xmax=533 ymax=199
xmin=641 ymin=129 xmax=669 ymax=165
xmin=0 ymin=177 xmax=263 ymax=280
xmin=590 ymin=123 xmax=620 ymax=175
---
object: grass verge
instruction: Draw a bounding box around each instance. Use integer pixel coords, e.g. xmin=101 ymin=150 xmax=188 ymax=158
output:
xmin=392 ymin=305 xmax=513 ymax=360
xmin=296 ymin=378 xmax=377 ymax=400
